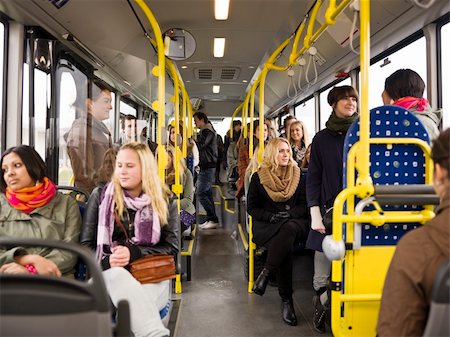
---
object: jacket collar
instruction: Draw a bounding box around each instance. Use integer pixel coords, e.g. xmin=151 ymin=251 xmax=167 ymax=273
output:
xmin=0 ymin=193 xmax=60 ymax=221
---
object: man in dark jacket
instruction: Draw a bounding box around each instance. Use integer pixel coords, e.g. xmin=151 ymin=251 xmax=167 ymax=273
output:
xmin=193 ymin=112 xmax=219 ymax=229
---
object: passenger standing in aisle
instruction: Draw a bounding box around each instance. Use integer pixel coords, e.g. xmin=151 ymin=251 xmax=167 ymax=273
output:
xmin=377 ymin=128 xmax=450 ymax=337
xmin=288 ymin=120 xmax=309 ymax=166
xmin=81 ymin=142 xmax=178 ymax=337
xmin=306 ymin=85 xmax=359 ymax=333
xmin=247 ymin=138 xmax=309 ymax=326
xmin=193 ymin=112 xmax=219 ymax=229
xmin=65 ymin=80 xmax=114 ymax=194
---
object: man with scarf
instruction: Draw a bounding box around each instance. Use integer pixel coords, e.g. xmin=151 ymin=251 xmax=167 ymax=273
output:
xmin=247 ymin=138 xmax=309 ymax=326
xmin=382 ymin=68 xmax=441 ymax=140
xmin=306 ymin=85 xmax=359 ymax=333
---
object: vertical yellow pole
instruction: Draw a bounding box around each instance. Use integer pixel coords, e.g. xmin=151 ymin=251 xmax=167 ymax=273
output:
xmin=357 ymin=0 xmax=372 ymax=189
xmin=134 ymin=0 xmax=166 ymax=181
xmin=258 ymin=69 xmax=268 ymax=163
xmin=249 ymin=81 xmax=258 ymax=159
xmin=181 ymin=88 xmax=188 ymax=158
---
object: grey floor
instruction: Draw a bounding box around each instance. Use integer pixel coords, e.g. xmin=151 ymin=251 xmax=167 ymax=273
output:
xmin=173 ymin=180 xmax=333 ymax=337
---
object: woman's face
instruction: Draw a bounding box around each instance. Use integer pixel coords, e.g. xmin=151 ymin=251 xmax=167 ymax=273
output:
xmin=334 ymin=96 xmax=357 ymax=118
xmin=1 ymin=152 xmax=36 ymax=191
xmin=255 ymin=124 xmax=269 ymax=141
xmin=290 ymin=124 xmax=303 ymax=142
xmin=277 ymin=141 xmax=291 ymax=167
xmin=116 ymin=149 xmax=142 ymax=197
xmin=169 ymin=127 xmax=175 ymax=144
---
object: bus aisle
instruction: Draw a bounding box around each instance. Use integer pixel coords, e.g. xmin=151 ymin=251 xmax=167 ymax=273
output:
xmin=174 ymin=184 xmax=331 ymax=337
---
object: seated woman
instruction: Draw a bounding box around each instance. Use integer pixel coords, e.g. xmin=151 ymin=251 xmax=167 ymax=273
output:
xmin=288 ymin=120 xmax=309 ymax=166
xmin=377 ymin=128 xmax=449 ymax=337
xmin=0 ymin=145 xmax=81 ymax=277
xmin=382 ymin=68 xmax=441 ymax=139
xmin=168 ymin=121 xmax=199 ymax=175
xmin=247 ymin=138 xmax=309 ymax=326
xmin=81 ymin=142 xmax=178 ymax=337
xmin=165 ymin=146 xmax=195 ymax=237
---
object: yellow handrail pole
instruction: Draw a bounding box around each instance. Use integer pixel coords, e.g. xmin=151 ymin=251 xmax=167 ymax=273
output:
xmin=356 ymin=0 xmax=373 ymax=192
xmin=134 ymin=0 xmax=166 ymax=181
xmin=188 ymin=101 xmax=193 ymax=139
xmin=248 ymin=80 xmax=260 ymax=158
xmin=243 ymin=93 xmax=250 ymax=139
xmin=289 ymin=18 xmax=308 ymax=66
xmin=181 ymin=87 xmax=188 ymax=158
xmin=325 ymin=0 xmax=337 ymax=24
xmin=304 ymin=0 xmax=323 ymax=49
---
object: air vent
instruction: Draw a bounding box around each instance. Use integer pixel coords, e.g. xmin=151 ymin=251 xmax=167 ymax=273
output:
xmin=194 ymin=67 xmax=240 ymax=81
xmin=197 ymin=69 xmax=213 ymax=80
xmin=221 ymin=68 xmax=237 ymax=80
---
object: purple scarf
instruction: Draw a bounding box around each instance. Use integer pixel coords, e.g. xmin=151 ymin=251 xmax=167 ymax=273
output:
xmin=96 ymin=182 xmax=161 ymax=261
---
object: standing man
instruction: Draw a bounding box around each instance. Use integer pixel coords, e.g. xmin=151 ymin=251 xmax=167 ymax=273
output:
xmin=65 ymin=80 xmax=113 ymax=194
xmin=193 ymin=112 xmax=219 ymax=229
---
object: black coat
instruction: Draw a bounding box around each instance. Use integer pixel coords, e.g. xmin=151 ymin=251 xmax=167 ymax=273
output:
xmin=80 ymin=185 xmax=179 ymax=270
xmin=247 ymin=172 xmax=308 ymax=247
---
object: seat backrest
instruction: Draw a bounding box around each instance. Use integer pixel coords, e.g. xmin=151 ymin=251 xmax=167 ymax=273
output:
xmin=423 ymin=258 xmax=450 ymax=337
xmin=343 ymin=105 xmax=431 ymax=246
xmin=0 ymin=238 xmax=127 ymax=337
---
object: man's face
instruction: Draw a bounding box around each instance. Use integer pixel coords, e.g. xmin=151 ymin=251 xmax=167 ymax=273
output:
xmin=194 ymin=116 xmax=205 ymax=128
xmin=125 ymin=119 xmax=136 ymax=139
xmin=90 ymin=90 xmax=112 ymax=121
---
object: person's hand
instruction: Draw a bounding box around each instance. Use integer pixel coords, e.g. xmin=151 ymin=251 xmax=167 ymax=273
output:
xmin=310 ymin=206 xmax=326 ymax=234
xmin=110 ymin=245 xmax=131 ymax=267
xmin=15 ymin=255 xmax=61 ymax=277
xmin=0 ymin=262 xmax=28 ymax=274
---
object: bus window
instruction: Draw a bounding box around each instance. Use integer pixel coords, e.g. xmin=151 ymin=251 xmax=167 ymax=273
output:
xmin=0 ymin=22 xmax=4 ymax=152
xmin=319 ymin=78 xmax=352 ymax=130
xmin=58 ymin=70 xmax=79 ymax=186
xmin=294 ymin=97 xmax=315 ymax=142
xmin=441 ymin=22 xmax=449 ymax=130
xmin=364 ymin=36 xmax=427 ymax=110
xmin=21 ymin=65 xmax=48 ymax=160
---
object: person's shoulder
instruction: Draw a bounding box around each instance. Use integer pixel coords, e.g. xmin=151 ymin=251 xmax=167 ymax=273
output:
xmin=395 ymin=226 xmax=431 ymax=259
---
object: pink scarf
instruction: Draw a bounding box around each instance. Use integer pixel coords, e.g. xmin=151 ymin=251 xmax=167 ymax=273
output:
xmin=393 ymin=96 xmax=429 ymax=112
xmin=6 ymin=177 xmax=56 ymax=214
xmin=96 ymin=182 xmax=161 ymax=261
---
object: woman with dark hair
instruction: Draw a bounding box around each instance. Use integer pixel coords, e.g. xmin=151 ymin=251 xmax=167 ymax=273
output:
xmin=306 ymin=85 xmax=359 ymax=332
xmin=377 ymin=128 xmax=450 ymax=336
xmin=247 ymin=138 xmax=309 ymax=326
xmin=382 ymin=68 xmax=441 ymax=139
xmin=0 ymin=145 xmax=81 ymax=277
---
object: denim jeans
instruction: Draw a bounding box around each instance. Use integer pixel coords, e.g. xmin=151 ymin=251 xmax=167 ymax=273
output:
xmin=197 ymin=167 xmax=218 ymax=222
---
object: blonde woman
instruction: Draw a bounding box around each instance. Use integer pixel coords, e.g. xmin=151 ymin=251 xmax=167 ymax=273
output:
xmin=247 ymin=138 xmax=309 ymax=326
xmin=288 ymin=120 xmax=310 ymax=166
xmin=165 ymin=146 xmax=196 ymax=236
xmin=81 ymin=142 xmax=178 ymax=337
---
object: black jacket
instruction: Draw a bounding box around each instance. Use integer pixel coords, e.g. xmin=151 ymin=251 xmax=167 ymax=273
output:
xmin=80 ymin=185 xmax=179 ymax=270
xmin=196 ymin=123 xmax=218 ymax=169
xmin=247 ymin=172 xmax=308 ymax=247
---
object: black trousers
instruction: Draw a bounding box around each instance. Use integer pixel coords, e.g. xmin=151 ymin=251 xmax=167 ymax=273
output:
xmin=264 ymin=220 xmax=304 ymax=300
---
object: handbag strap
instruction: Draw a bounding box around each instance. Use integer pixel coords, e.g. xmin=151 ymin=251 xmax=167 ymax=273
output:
xmin=114 ymin=210 xmax=130 ymax=241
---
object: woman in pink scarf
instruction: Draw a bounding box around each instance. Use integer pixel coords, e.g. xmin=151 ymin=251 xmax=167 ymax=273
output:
xmin=382 ymin=68 xmax=442 ymax=139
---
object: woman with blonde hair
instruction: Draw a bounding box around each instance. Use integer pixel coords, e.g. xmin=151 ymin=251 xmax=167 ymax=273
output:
xmin=81 ymin=142 xmax=178 ymax=337
xmin=247 ymin=138 xmax=309 ymax=326
xmin=165 ymin=145 xmax=195 ymax=236
xmin=288 ymin=120 xmax=309 ymax=166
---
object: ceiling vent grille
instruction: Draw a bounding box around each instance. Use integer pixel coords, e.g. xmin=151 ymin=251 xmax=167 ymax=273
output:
xmin=221 ymin=68 xmax=238 ymax=80
xmin=197 ymin=69 xmax=213 ymax=80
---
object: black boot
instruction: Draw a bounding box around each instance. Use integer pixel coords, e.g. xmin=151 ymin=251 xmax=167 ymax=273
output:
xmin=281 ymin=298 xmax=297 ymax=326
xmin=313 ymin=295 xmax=326 ymax=333
xmin=252 ymin=268 xmax=270 ymax=296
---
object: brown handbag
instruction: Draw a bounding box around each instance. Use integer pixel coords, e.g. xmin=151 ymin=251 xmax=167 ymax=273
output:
xmin=114 ymin=211 xmax=176 ymax=284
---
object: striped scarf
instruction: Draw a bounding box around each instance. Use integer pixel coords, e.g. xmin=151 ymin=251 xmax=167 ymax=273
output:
xmin=6 ymin=177 xmax=57 ymax=214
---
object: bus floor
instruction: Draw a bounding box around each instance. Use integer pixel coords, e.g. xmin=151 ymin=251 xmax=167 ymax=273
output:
xmin=173 ymin=185 xmax=332 ymax=337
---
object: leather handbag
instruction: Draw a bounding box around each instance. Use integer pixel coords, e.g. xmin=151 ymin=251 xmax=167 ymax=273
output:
xmin=114 ymin=211 xmax=176 ymax=284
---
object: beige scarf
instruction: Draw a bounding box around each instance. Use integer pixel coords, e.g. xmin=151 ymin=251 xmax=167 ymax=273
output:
xmin=258 ymin=164 xmax=300 ymax=202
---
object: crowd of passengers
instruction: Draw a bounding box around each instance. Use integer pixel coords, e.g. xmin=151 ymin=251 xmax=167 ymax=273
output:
xmin=0 ymin=68 xmax=448 ymax=337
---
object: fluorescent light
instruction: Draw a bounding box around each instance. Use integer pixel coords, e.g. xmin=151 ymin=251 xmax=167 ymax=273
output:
xmin=213 ymin=85 xmax=220 ymax=93
xmin=181 ymin=65 xmax=188 ymax=69
xmin=242 ymin=80 xmax=248 ymax=83
xmin=214 ymin=38 xmax=225 ymax=57
xmin=215 ymin=0 xmax=230 ymax=20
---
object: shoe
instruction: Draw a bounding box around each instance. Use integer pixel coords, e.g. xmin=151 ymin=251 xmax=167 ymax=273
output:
xmin=200 ymin=221 xmax=218 ymax=229
xmin=252 ymin=268 xmax=270 ymax=296
xmin=281 ymin=298 xmax=297 ymax=326
xmin=313 ymin=295 xmax=326 ymax=333
xmin=198 ymin=220 xmax=209 ymax=228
